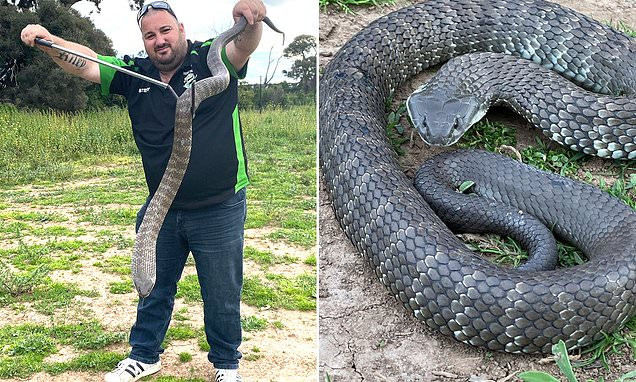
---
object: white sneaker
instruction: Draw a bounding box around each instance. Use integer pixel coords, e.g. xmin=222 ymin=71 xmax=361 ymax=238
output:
xmin=104 ymin=357 xmax=161 ymax=382
xmin=215 ymin=369 xmax=242 ymax=382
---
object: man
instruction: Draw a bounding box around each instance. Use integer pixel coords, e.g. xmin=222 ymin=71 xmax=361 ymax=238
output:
xmin=20 ymin=1 xmax=266 ymax=381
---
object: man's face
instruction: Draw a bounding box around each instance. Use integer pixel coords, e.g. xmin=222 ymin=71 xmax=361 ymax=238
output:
xmin=140 ymin=9 xmax=188 ymax=73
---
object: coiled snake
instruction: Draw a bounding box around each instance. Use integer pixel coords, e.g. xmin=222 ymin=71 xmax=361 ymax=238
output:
xmin=132 ymin=17 xmax=283 ymax=297
xmin=319 ymin=0 xmax=636 ymax=353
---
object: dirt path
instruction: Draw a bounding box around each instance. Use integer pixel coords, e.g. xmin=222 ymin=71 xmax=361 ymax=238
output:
xmin=318 ymin=1 xmax=635 ymax=381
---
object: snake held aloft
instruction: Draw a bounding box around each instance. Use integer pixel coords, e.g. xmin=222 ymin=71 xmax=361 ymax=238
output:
xmin=132 ymin=17 xmax=283 ymax=297
xmin=319 ymin=0 xmax=636 ymax=353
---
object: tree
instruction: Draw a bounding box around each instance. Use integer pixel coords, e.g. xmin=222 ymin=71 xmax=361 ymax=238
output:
xmin=3 ymin=0 xmax=143 ymax=11
xmin=0 ymin=0 xmax=117 ymax=110
xmin=282 ymin=34 xmax=316 ymax=92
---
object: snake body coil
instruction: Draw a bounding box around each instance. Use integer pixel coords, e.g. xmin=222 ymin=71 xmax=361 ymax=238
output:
xmin=319 ymin=0 xmax=636 ymax=353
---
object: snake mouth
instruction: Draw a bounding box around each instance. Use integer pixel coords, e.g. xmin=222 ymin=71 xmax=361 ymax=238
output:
xmin=411 ymin=113 xmax=464 ymax=147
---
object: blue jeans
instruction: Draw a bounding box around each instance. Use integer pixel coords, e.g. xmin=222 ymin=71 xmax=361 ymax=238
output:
xmin=128 ymin=187 xmax=246 ymax=370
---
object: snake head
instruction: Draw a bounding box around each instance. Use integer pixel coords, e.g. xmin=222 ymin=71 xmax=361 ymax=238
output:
xmin=406 ymin=86 xmax=488 ymax=146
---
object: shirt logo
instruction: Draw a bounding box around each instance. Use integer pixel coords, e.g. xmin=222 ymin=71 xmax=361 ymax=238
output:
xmin=139 ymin=87 xmax=150 ymax=93
xmin=183 ymin=69 xmax=197 ymax=89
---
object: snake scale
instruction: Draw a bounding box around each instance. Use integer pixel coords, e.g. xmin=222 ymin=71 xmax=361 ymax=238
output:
xmin=319 ymin=0 xmax=636 ymax=353
xmin=132 ymin=17 xmax=283 ymax=298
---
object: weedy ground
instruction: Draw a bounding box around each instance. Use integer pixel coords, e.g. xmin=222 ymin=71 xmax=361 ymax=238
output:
xmin=0 ymin=105 xmax=317 ymax=381
xmin=318 ymin=0 xmax=395 ymax=13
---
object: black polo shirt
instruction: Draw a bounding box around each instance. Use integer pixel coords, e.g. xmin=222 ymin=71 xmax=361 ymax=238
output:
xmin=97 ymin=39 xmax=249 ymax=209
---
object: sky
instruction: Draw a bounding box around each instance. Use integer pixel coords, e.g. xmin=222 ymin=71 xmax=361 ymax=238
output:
xmin=71 ymin=0 xmax=317 ymax=83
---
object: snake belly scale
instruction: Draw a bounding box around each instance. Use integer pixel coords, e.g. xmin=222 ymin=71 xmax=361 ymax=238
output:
xmin=319 ymin=0 xmax=636 ymax=353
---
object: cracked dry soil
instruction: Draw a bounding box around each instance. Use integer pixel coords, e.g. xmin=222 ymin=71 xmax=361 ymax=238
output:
xmin=318 ymin=1 xmax=636 ymax=381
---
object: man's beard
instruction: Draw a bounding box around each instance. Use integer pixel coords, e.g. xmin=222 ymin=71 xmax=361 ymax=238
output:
xmin=148 ymin=36 xmax=187 ymax=73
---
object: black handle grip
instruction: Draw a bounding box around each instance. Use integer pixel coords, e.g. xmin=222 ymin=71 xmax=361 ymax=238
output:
xmin=34 ymin=38 xmax=54 ymax=48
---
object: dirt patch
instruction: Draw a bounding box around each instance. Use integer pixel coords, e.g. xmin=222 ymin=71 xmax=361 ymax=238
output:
xmin=319 ymin=1 xmax=635 ymax=381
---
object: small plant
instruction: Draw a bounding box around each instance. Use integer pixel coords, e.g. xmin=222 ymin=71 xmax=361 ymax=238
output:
xmin=173 ymin=307 xmax=189 ymax=322
xmin=521 ymin=138 xmax=586 ymax=177
xmin=244 ymin=346 xmax=262 ymax=361
xmin=304 ymin=253 xmax=317 ymax=266
xmin=178 ymin=352 xmax=193 ymax=363
xmin=518 ymin=340 xmax=636 ymax=382
xmin=458 ymin=119 xmax=516 ymax=152
xmin=241 ymin=315 xmax=268 ymax=332
xmin=165 ymin=323 xmax=198 ymax=342
xmin=0 ymin=261 xmax=49 ymax=298
xmin=108 ymin=280 xmax=133 ymax=294
xmin=384 ymin=102 xmax=410 ymax=155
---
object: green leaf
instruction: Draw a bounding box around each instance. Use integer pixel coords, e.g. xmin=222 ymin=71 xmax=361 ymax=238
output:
xmin=395 ymin=124 xmax=404 ymax=134
xmin=458 ymin=180 xmax=475 ymax=193
xmin=552 ymin=340 xmax=578 ymax=382
xmin=517 ymin=371 xmax=561 ymax=382
xmin=617 ymin=370 xmax=636 ymax=382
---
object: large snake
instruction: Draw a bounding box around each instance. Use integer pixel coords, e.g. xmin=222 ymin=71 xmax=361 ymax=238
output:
xmin=132 ymin=17 xmax=283 ymax=297
xmin=319 ymin=0 xmax=636 ymax=353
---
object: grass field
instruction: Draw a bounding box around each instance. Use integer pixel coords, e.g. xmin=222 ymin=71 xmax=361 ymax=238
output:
xmin=0 ymin=105 xmax=317 ymax=380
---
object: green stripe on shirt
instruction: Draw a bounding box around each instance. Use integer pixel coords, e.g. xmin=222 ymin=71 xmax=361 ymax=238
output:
xmin=232 ymin=105 xmax=249 ymax=192
xmin=96 ymin=55 xmax=128 ymax=96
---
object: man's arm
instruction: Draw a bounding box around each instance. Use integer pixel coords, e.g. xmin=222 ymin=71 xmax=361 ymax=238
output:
xmin=20 ymin=24 xmax=101 ymax=84
xmin=225 ymin=0 xmax=265 ymax=72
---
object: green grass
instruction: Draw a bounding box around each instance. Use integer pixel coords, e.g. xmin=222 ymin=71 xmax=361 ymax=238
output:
xmin=96 ymin=254 xmax=131 ymax=275
xmin=0 ymin=105 xmax=315 ymax=379
xmin=242 ymin=273 xmax=316 ymax=311
xmin=164 ymin=323 xmax=199 ymax=347
xmin=243 ymin=246 xmax=298 ymax=267
xmin=173 ymin=307 xmax=189 ymax=322
xmin=241 ymin=315 xmax=269 ymax=332
xmin=0 ymin=108 xmax=137 ymax=185
xmin=0 ymin=322 xmax=125 ymax=378
xmin=77 ymin=206 xmax=138 ymax=226
xmin=319 ymin=0 xmax=395 ymax=13
xmin=108 ymin=279 xmax=133 ymax=294
xmin=176 ymin=272 xmax=316 ymax=311
xmin=384 ymin=102 xmax=410 ymax=155
xmin=153 ymin=377 xmax=206 ymax=382
xmin=178 ymin=352 xmax=193 ymax=363
xmin=197 ymin=335 xmax=210 ymax=352
xmin=175 ymin=274 xmax=203 ymax=303
xmin=0 ymin=211 xmax=68 ymax=223
xmin=44 ymin=351 xmax=125 ymax=375
xmin=242 ymin=106 xmax=316 ymax=241
xmin=267 ymin=227 xmax=316 ymax=248
xmin=521 ymin=138 xmax=587 ymax=177
xmin=464 ymin=235 xmax=587 ymax=269
xmin=304 ymin=253 xmax=317 ymax=266
xmin=458 ymin=119 xmax=517 ymax=151
xmin=0 ymin=264 xmax=97 ymax=315
xmin=31 ymin=282 xmax=99 ymax=315
xmin=615 ymin=21 xmax=636 ymax=37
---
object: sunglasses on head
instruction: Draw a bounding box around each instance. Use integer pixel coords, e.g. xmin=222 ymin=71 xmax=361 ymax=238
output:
xmin=137 ymin=1 xmax=177 ymax=25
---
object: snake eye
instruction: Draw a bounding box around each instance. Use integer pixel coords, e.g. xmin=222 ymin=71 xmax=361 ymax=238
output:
xmin=453 ymin=115 xmax=462 ymax=129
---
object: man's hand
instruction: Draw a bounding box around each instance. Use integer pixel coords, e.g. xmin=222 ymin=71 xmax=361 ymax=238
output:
xmin=226 ymin=0 xmax=265 ymax=71
xmin=20 ymin=24 xmax=101 ymax=84
xmin=232 ymin=0 xmax=266 ymax=25
xmin=20 ymin=24 xmax=54 ymax=48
